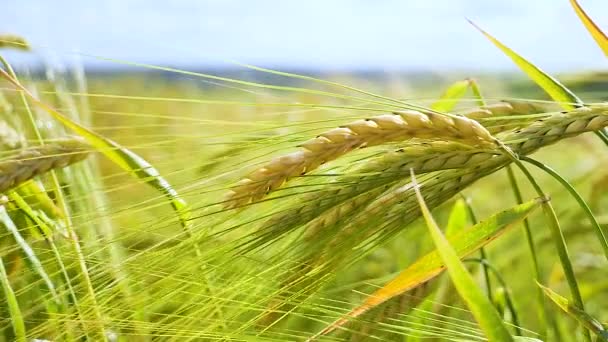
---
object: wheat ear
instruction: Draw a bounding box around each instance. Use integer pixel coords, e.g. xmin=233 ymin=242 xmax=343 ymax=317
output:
xmin=460 ymin=100 xmax=550 ymax=134
xmin=0 ymin=137 xmax=91 ymax=193
xmin=225 ymin=111 xmax=495 ymax=208
xmin=257 ymin=101 xmax=549 ymax=232
xmin=314 ymin=105 xmax=608 ymax=240
xmin=261 ymin=105 xmax=608 ymax=240
xmin=0 ymin=34 xmax=30 ymax=51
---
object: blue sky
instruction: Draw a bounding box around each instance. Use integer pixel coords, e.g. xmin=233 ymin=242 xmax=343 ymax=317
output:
xmin=2 ymin=0 xmax=607 ymax=72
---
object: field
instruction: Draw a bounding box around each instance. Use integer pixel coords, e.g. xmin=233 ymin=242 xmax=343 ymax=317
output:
xmin=1 ymin=4 xmax=608 ymax=341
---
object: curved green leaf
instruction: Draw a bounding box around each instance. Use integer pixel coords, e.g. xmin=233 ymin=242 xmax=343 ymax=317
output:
xmin=468 ymin=19 xmax=582 ymax=110
xmin=0 ymin=205 xmax=60 ymax=305
xmin=570 ymin=0 xmax=608 ymax=57
xmin=311 ymin=195 xmax=542 ymax=339
xmin=0 ymin=255 xmax=26 ymax=342
xmin=431 ymin=79 xmax=471 ymax=112
xmin=468 ymin=78 xmax=487 ymax=107
xmin=446 ymin=198 xmax=469 ymax=236
xmin=412 ymin=172 xmax=516 ymax=342
xmin=538 ymin=283 xmax=608 ymax=341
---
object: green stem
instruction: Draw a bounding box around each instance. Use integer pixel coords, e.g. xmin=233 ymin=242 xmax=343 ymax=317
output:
xmin=464 ymin=258 xmax=521 ymax=336
xmin=521 ymin=157 xmax=608 ymax=261
xmin=461 ymin=199 xmax=493 ymax=302
xmin=506 ymin=166 xmax=543 ymax=278
xmin=0 ymin=256 xmax=26 ymax=342
xmin=495 ymin=138 xmax=588 ymax=341
xmin=509 ymin=157 xmax=589 ymax=342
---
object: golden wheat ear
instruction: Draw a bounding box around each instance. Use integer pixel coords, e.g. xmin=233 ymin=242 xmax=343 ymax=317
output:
xmin=225 ymin=110 xmax=495 ymax=208
xmin=0 ymin=34 xmax=30 ymax=51
xmin=0 ymin=137 xmax=90 ymax=193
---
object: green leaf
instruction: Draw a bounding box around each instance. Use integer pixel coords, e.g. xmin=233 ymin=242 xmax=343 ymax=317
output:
xmin=0 ymin=255 xmax=26 ymax=342
xmin=446 ymin=198 xmax=469 ymax=236
xmin=468 ymin=79 xmax=487 ymax=107
xmin=311 ymin=196 xmax=542 ymax=339
xmin=570 ymin=0 xmax=608 ymax=57
xmin=431 ymin=79 xmax=471 ymax=112
xmin=538 ymin=283 xmax=608 ymax=341
xmin=522 ymin=157 xmax=608 ymax=261
xmin=0 ymin=68 xmax=191 ymax=232
xmin=0 ymin=205 xmax=60 ymax=305
xmin=411 ymin=170 xmax=518 ymax=342
xmin=469 ymin=19 xmax=582 ymax=110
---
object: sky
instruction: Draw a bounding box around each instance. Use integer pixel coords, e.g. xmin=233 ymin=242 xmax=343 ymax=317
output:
xmin=1 ymin=0 xmax=607 ymax=72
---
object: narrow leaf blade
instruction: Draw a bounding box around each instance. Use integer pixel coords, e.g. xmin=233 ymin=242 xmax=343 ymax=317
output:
xmin=538 ymin=283 xmax=608 ymax=340
xmin=446 ymin=198 xmax=469 ymax=236
xmin=0 ymin=205 xmax=60 ymax=304
xmin=431 ymin=79 xmax=471 ymax=112
xmin=570 ymin=0 xmax=608 ymax=57
xmin=313 ymin=197 xmax=541 ymax=338
xmin=469 ymin=20 xmax=582 ymax=110
xmin=0 ymin=255 xmax=26 ymax=342
xmin=412 ymin=174 xmax=514 ymax=341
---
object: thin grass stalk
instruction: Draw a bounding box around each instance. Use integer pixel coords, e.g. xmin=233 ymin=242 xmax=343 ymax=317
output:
xmin=464 ymin=258 xmax=522 ymax=336
xmin=410 ymin=169 xmax=514 ymax=342
xmin=0 ymin=56 xmax=106 ymax=340
xmin=0 ymin=254 xmax=26 ymax=342
xmin=71 ymin=68 xmax=151 ymax=337
xmin=521 ymin=157 xmax=608 ymax=261
xmin=509 ymin=158 xmax=590 ymax=342
xmin=7 ymin=191 xmax=92 ymax=338
xmin=0 ymin=205 xmax=60 ymax=303
xmin=506 ymin=165 xmax=548 ymax=339
xmin=462 ymin=201 xmax=493 ymax=302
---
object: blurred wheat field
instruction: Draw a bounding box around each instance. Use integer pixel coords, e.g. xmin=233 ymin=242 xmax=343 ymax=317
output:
xmin=1 ymin=4 xmax=608 ymax=340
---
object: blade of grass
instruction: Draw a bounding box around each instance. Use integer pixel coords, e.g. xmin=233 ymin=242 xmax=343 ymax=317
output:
xmin=310 ymin=184 xmax=542 ymax=340
xmin=431 ymin=79 xmax=471 ymax=112
xmin=445 ymin=198 xmax=469 ymax=236
xmin=469 ymin=18 xmax=608 ymax=145
xmin=7 ymin=191 xmax=92 ymax=338
xmin=0 ymin=205 xmax=60 ymax=305
xmin=538 ymin=283 xmax=608 ymax=341
xmin=462 ymin=199 xmax=494 ymax=303
xmin=509 ymin=158 xmax=591 ymax=341
xmin=0 ymin=59 xmax=106 ymax=340
xmin=468 ymin=79 xmax=486 ymax=107
xmin=0 ymin=255 xmax=26 ymax=342
xmin=522 ymin=157 xmax=608 ymax=261
xmin=464 ymin=258 xmax=522 ymax=335
xmin=506 ymin=166 xmax=548 ymax=338
xmin=410 ymin=169 xmax=514 ymax=342
xmin=569 ymin=0 xmax=608 ymax=56
xmin=468 ymin=20 xmax=582 ymax=110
